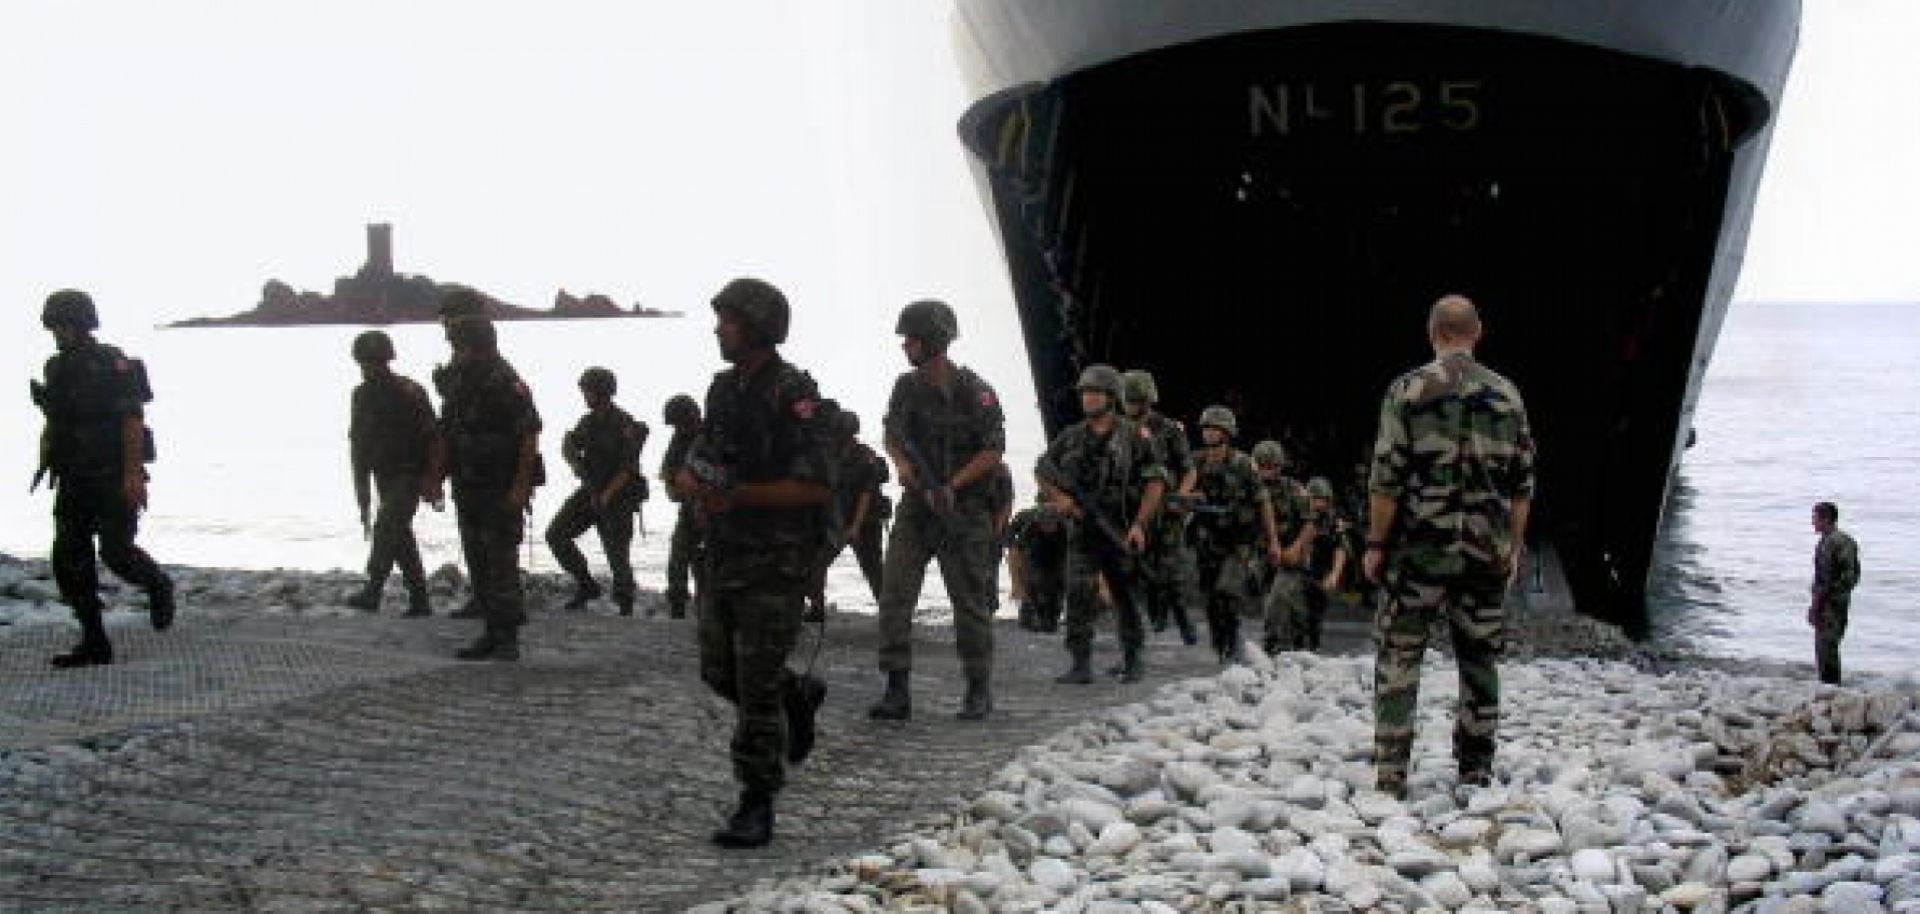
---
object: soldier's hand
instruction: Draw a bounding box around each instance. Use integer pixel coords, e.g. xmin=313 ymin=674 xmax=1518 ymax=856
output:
xmin=124 ymin=472 xmax=148 ymax=513
xmin=1505 ymin=543 xmax=1527 ymax=591
xmin=1267 ymin=542 xmax=1286 ymax=568
xmin=1124 ymin=523 xmax=1147 ymax=553
xmin=1363 ymin=547 xmax=1386 ymax=585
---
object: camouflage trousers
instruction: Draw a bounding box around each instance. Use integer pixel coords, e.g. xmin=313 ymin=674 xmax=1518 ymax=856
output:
xmin=52 ymin=474 xmax=170 ymax=645
xmin=877 ymin=498 xmax=995 ymax=678
xmin=666 ymin=503 xmax=704 ymax=615
xmin=1138 ymin=522 xmax=1198 ymax=637
xmin=697 ymin=564 xmax=805 ymax=796
xmin=1195 ymin=543 xmax=1255 ymax=660
xmin=1372 ymin=565 xmax=1507 ymax=787
xmin=1263 ymin=568 xmax=1326 ymax=652
xmin=1064 ymin=539 xmax=1146 ymax=658
xmin=364 ymin=471 xmax=427 ymax=591
xmin=1020 ymin=546 xmax=1067 ymax=632
xmin=1813 ymin=596 xmax=1849 ymax=685
xmin=453 ymin=484 xmax=526 ymax=636
xmin=545 ymin=486 xmax=635 ymax=603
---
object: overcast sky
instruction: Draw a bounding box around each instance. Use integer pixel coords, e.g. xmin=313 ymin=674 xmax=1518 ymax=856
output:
xmin=1 ymin=0 xmax=1912 ymax=349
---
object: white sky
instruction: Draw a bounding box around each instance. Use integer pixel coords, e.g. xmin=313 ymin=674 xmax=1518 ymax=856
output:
xmin=1 ymin=0 xmax=1912 ymax=344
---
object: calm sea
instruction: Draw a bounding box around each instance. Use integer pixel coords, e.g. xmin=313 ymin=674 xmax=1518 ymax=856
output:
xmin=3 ymin=303 xmax=1912 ymax=674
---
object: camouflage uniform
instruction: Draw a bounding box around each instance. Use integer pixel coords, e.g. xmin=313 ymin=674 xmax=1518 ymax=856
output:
xmin=1369 ymin=351 xmax=1535 ymax=790
xmin=692 ymin=354 xmax=836 ymax=799
xmin=1136 ymin=411 xmax=1199 ymax=643
xmin=1294 ymin=481 xmax=1342 ymax=651
xmin=876 ymin=365 xmax=1006 ymax=680
xmin=350 ymin=366 xmax=438 ymax=609
xmin=833 ymin=434 xmax=890 ymax=604
xmin=661 ymin=420 xmax=702 ymax=618
xmin=1038 ymin=416 xmax=1165 ymax=669
xmin=1188 ymin=447 xmax=1269 ymax=662
xmin=1006 ymin=501 xmax=1069 ymax=632
xmin=1260 ymin=471 xmax=1312 ymax=652
xmin=1811 ymin=526 xmax=1861 ymax=685
xmin=547 ymin=400 xmax=646 ymax=612
xmin=442 ymin=347 xmax=542 ymax=648
xmin=984 ymin=461 xmax=1015 ymax=612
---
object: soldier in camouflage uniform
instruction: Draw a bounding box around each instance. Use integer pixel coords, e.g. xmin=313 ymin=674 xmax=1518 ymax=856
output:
xmin=1121 ymin=370 xmax=1200 ymax=646
xmin=1037 ymin=365 xmax=1167 ymax=683
xmin=547 ymin=367 xmax=646 ymax=615
xmin=435 ymin=286 xmax=491 ymax=619
xmin=1295 ymin=477 xmax=1346 ymax=651
xmin=659 ymin=394 xmax=703 ymax=619
xmin=869 ymin=300 xmax=1007 ymax=722
xmin=346 ymin=330 xmax=441 ymax=617
xmin=1181 ymin=409 xmax=1285 ymax=664
xmin=1807 ymin=501 xmax=1861 ymax=685
xmin=33 ymin=290 xmax=176 ymax=668
xmin=1006 ymin=494 xmax=1070 ymax=633
xmin=432 ymin=315 xmax=543 ymax=661
xmin=1364 ymin=295 xmax=1535 ymax=798
xmin=677 ymin=278 xmax=832 ymax=848
xmin=1251 ymin=439 xmax=1319 ymax=655
xmin=824 ymin=409 xmax=889 ymax=606
xmin=983 ymin=461 xmax=1015 ymax=614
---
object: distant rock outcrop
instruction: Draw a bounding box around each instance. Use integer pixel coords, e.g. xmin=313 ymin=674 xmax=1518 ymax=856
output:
xmin=169 ymin=224 xmax=675 ymax=327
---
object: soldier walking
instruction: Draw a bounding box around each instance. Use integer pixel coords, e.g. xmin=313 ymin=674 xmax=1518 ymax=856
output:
xmin=983 ymin=461 xmax=1015 ymax=615
xmin=1364 ymin=294 xmax=1535 ymax=798
xmin=824 ymin=409 xmax=889 ymax=607
xmin=1006 ymin=492 xmax=1069 ymax=633
xmin=1251 ymin=440 xmax=1320 ymax=654
xmin=659 ymin=394 xmax=703 ymax=619
xmin=1036 ymin=365 xmax=1166 ymax=684
xmin=346 ymin=330 xmax=441 ymax=617
xmin=676 ymin=278 xmax=831 ymax=848
xmin=869 ymin=300 xmax=1007 ymax=722
xmin=1296 ymin=477 xmax=1346 ymax=651
xmin=546 ymin=368 xmax=646 ymax=615
xmin=1807 ymin=501 xmax=1861 ymax=685
xmin=1121 ymin=370 xmax=1199 ymax=645
xmin=431 ymin=308 xmax=543 ymax=661
xmin=1182 ymin=409 xmax=1284 ymax=664
xmin=33 ymin=289 xmax=175 ymax=667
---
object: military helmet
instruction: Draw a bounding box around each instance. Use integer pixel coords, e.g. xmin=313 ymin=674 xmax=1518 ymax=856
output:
xmin=1198 ymin=405 xmax=1237 ymax=436
xmin=663 ymin=393 xmax=700 ymax=425
xmin=578 ymin=366 xmax=617 ymax=396
xmin=1120 ymin=370 xmax=1158 ymax=405
xmin=1252 ymin=440 xmax=1287 ymax=467
xmin=1075 ymin=364 xmax=1123 ymax=398
xmin=438 ymin=285 xmax=488 ymax=320
xmin=895 ymin=299 xmax=958 ymax=346
xmin=712 ymin=277 xmax=789 ymax=345
xmin=352 ymin=330 xmax=395 ymax=363
xmin=445 ymin=315 xmax=497 ymax=350
xmin=833 ymin=409 xmax=861 ymax=438
xmin=41 ymin=289 xmax=99 ymax=331
xmin=1306 ymin=477 xmax=1335 ymax=499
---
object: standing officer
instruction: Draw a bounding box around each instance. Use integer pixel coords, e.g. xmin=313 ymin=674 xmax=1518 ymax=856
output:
xmin=346 ymin=330 xmax=441 ymax=617
xmin=1036 ymin=364 xmax=1166 ymax=684
xmin=1121 ymin=369 xmax=1199 ymax=645
xmin=1808 ymin=501 xmax=1861 ymax=685
xmin=676 ymin=277 xmax=832 ymax=849
xmin=431 ymin=314 xmax=542 ymax=661
xmin=33 ymin=289 xmax=175 ymax=667
xmin=659 ymin=393 xmax=703 ymax=619
xmin=868 ymin=299 xmax=1007 ymax=722
xmin=547 ymin=367 xmax=645 ymax=615
xmin=1181 ymin=408 xmax=1284 ymax=664
xmin=1364 ymin=294 xmax=1535 ymax=798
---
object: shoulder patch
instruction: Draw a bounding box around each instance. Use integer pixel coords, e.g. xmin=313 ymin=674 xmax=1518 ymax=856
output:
xmin=979 ymin=389 xmax=996 ymax=408
xmin=793 ymin=397 xmax=818 ymax=420
xmin=114 ymin=358 xmax=131 ymax=374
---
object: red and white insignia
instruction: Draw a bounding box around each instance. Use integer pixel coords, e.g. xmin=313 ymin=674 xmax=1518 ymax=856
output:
xmin=979 ymin=390 xmax=996 ymax=407
xmin=793 ymin=398 xmax=817 ymax=420
xmin=515 ymin=381 xmax=530 ymax=397
xmin=113 ymin=359 xmax=130 ymax=373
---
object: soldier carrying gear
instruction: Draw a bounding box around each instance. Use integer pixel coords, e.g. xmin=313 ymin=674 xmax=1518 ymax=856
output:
xmin=547 ymin=367 xmax=647 ymax=615
xmin=1292 ymin=476 xmax=1345 ymax=651
xmin=347 ymin=330 xmax=442 ymax=617
xmin=659 ymin=392 xmax=705 ymax=619
xmin=1181 ymin=404 xmax=1286 ymax=665
xmin=820 ymin=407 xmax=888 ymax=608
xmin=1120 ymin=367 xmax=1200 ymax=646
xmin=35 ymin=288 xmax=176 ymax=669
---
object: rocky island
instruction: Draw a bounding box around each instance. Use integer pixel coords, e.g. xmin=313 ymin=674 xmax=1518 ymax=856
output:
xmin=168 ymin=224 xmax=678 ymax=327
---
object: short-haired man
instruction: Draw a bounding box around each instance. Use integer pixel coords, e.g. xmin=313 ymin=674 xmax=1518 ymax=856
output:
xmin=1808 ymin=501 xmax=1861 ymax=685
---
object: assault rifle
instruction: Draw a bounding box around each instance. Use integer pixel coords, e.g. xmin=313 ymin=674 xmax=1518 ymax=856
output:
xmin=897 ymin=437 xmax=955 ymax=520
xmin=28 ymin=380 xmax=51 ymax=493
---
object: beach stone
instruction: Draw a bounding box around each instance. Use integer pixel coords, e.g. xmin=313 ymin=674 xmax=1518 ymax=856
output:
xmin=1207 ymin=827 xmax=1259 ymax=857
xmin=1061 ymin=797 xmax=1124 ymax=832
xmin=1495 ymin=827 xmax=1564 ymax=862
xmin=1029 ymin=857 xmax=1077 ymax=892
xmin=1239 ymin=877 xmax=1292 ymax=901
xmin=1088 ymin=822 xmax=1141 ymax=857
xmin=1423 ymin=871 xmax=1472 ymax=908
xmin=1570 ymin=848 xmax=1615 ymax=883
xmin=1439 ymin=817 xmax=1493 ymax=846
xmin=1274 ymin=847 xmax=1325 ymax=891
xmin=1727 ymin=852 xmax=1773 ymax=882
xmin=1799 ymin=801 xmax=1850 ymax=838
xmin=1457 ymin=853 xmax=1500 ymax=893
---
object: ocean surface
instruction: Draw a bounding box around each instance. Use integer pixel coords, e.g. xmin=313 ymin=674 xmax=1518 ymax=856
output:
xmin=3 ymin=303 xmax=1912 ymax=674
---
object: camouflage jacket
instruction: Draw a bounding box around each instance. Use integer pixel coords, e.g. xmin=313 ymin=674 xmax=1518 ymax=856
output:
xmin=350 ymin=371 xmax=436 ymax=477
xmin=691 ymin=354 xmax=837 ymax=581
xmin=39 ymin=340 xmax=153 ymax=480
xmin=440 ymin=354 xmax=542 ymax=490
xmin=1037 ymin=416 xmax=1165 ymax=546
xmin=1139 ymin=411 xmax=1193 ymax=482
xmin=660 ymin=426 xmax=698 ymax=502
xmin=1263 ymin=474 xmax=1310 ymax=544
xmin=1190 ymin=447 xmax=1268 ymax=549
xmin=1006 ymin=505 xmax=1070 ymax=562
xmin=835 ymin=438 xmax=891 ymax=525
xmin=1813 ymin=528 xmax=1861 ymax=602
xmin=1369 ymin=351 xmax=1536 ymax=575
xmin=563 ymin=404 xmax=646 ymax=504
xmin=882 ymin=363 xmax=1006 ymax=508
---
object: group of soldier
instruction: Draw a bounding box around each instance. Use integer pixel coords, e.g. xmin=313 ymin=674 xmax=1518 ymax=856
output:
xmin=34 ymin=282 xmax=1543 ymax=845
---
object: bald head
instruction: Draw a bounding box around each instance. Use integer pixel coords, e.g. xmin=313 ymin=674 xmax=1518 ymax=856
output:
xmin=1427 ymin=294 xmax=1482 ymax=350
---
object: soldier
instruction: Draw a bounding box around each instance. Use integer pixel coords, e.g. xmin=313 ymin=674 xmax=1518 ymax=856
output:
xmin=676 ymin=277 xmax=832 ymax=848
xmin=659 ymin=393 xmax=703 ymax=619
xmin=1295 ymin=476 xmax=1346 ymax=651
xmin=32 ymin=289 xmax=175 ymax=668
xmin=429 ymin=314 xmax=542 ymax=661
xmin=825 ymin=409 xmax=889 ymax=606
xmin=1364 ymin=294 xmax=1535 ymax=798
xmin=1807 ymin=501 xmax=1861 ymax=685
xmin=869 ymin=299 xmax=1007 ymax=722
xmin=1251 ymin=439 xmax=1320 ymax=654
xmin=1121 ymin=369 xmax=1199 ymax=645
xmin=983 ymin=461 xmax=1015 ymax=614
xmin=1181 ymin=409 xmax=1285 ymax=664
xmin=436 ymin=286 xmax=492 ymax=619
xmin=346 ymin=330 xmax=441 ymax=617
xmin=1036 ymin=364 xmax=1166 ymax=683
xmin=1005 ymin=491 xmax=1069 ymax=633
xmin=547 ymin=367 xmax=646 ymax=615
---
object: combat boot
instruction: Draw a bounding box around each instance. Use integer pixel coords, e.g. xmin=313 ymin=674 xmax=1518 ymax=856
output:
xmin=785 ymin=673 xmax=828 ymax=763
xmin=711 ymin=790 xmax=775 ymax=848
xmin=1117 ymin=649 xmax=1146 ymax=684
xmin=455 ymin=631 xmax=499 ymax=661
xmin=490 ymin=628 xmax=521 ymax=662
xmin=666 ymin=597 xmax=688 ymax=620
xmin=50 ymin=640 xmax=113 ymax=669
xmin=449 ymin=597 xmax=484 ymax=619
xmin=148 ymin=577 xmax=176 ymax=631
xmin=403 ymin=584 xmax=432 ymax=617
xmin=956 ymin=673 xmax=992 ymax=720
xmin=345 ymin=581 xmax=383 ymax=613
xmin=614 ymin=593 xmax=635 ymax=617
xmin=867 ymin=670 xmax=911 ymax=721
xmin=1055 ymin=652 xmax=1093 ymax=685
xmin=562 ymin=579 xmax=601 ymax=612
